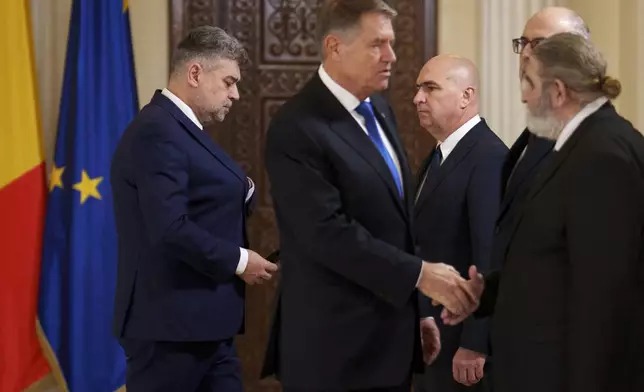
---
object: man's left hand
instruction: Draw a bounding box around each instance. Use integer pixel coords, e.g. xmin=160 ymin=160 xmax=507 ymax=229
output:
xmin=420 ymin=317 xmax=441 ymax=365
xmin=453 ymin=347 xmax=486 ymax=386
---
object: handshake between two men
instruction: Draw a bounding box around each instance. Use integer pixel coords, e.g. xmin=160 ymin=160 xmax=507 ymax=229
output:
xmin=418 ymin=262 xmax=485 ymax=322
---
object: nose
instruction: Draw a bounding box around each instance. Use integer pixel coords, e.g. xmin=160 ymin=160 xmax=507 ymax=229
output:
xmin=413 ymin=90 xmax=424 ymax=106
xmin=229 ymin=84 xmax=240 ymax=101
xmin=383 ymin=43 xmax=396 ymax=63
xmin=521 ymin=44 xmax=533 ymax=64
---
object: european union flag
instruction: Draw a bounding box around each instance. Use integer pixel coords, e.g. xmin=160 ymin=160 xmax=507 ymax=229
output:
xmin=38 ymin=0 xmax=138 ymax=390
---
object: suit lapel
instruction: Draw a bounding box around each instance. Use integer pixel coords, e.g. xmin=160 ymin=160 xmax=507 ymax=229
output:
xmin=525 ymin=102 xmax=615 ymax=203
xmin=504 ymin=103 xmax=615 ymax=253
xmin=524 ymin=128 xmax=585 ymax=203
xmin=152 ymin=91 xmax=246 ymax=184
xmin=415 ymin=153 xmax=433 ymax=192
xmin=414 ymin=122 xmax=483 ymax=215
xmin=328 ymin=117 xmax=407 ymax=212
xmin=371 ymin=97 xmax=415 ymax=215
xmin=313 ymin=77 xmax=406 ymax=215
xmin=498 ymin=131 xmax=553 ymax=220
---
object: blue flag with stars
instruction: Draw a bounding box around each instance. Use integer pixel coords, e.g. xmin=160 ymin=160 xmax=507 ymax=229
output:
xmin=38 ymin=0 xmax=138 ymax=390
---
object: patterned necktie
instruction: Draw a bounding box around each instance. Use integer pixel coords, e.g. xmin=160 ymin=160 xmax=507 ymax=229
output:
xmin=355 ymin=101 xmax=403 ymax=197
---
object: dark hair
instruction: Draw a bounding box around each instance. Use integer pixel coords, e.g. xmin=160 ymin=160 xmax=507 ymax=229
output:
xmin=532 ymin=32 xmax=621 ymax=102
xmin=170 ymin=26 xmax=248 ymax=75
xmin=317 ymin=0 xmax=396 ymax=45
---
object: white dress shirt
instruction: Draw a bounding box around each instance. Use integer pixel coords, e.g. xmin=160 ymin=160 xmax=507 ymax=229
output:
xmin=317 ymin=66 xmax=402 ymax=185
xmin=554 ymin=96 xmax=609 ymax=151
xmin=161 ymin=88 xmax=250 ymax=275
xmin=439 ymin=114 xmax=481 ymax=160
xmin=416 ymin=114 xmax=481 ymax=200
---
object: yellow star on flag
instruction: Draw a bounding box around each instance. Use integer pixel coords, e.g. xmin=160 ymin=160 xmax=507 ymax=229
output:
xmin=73 ymin=170 xmax=103 ymax=204
xmin=123 ymin=0 xmax=128 ymax=12
xmin=49 ymin=164 xmax=65 ymax=192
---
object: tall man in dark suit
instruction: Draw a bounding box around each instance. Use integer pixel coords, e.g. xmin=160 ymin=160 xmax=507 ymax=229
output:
xmin=442 ymin=33 xmax=644 ymax=392
xmin=261 ymin=1 xmax=480 ymax=391
xmin=412 ymin=55 xmax=507 ymax=392
xmin=487 ymin=6 xmax=592 ymax=304
xmin=110 ymin=26 xmax=278 ymax=392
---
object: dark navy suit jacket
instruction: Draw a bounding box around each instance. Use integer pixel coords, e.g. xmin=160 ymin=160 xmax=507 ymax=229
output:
xmin=110 ymin=90 xmax=252 ymax=342
xmin=262 ymin=74 xmax=423 ymax=390
xmin=414 ymin=119 xmax=508 ymax=363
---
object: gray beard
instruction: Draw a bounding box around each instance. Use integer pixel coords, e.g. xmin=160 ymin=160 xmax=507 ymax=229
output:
xmin=525 ymin=91 xmax=566 ymax=141
xmin=526 ymin=112 xmax=565 ymax=141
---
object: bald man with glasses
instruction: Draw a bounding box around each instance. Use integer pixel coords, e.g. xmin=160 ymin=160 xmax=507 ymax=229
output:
xmin=482 ymin=7 xmax=591 ymax=292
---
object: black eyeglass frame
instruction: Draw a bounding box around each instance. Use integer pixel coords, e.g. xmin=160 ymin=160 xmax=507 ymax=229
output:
xmin=512 ymin=36 xmax=545 ymax=54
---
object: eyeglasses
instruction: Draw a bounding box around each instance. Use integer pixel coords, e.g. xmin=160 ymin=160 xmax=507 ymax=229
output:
xmin=512 ymin=36 xmax=545 ymax=54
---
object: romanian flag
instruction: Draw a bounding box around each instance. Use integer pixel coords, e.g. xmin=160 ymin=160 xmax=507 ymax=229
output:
xmin=0 ymin=1 xmax=51 ymax=391
xmin=38 ymin=0 xmax=138 ymax=390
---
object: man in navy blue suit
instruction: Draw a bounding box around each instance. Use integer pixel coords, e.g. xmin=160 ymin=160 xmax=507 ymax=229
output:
xmin=412 ymin=55 xmax=508 ymax=392
xmin=110 ymin=26 xmax=278 ymax=392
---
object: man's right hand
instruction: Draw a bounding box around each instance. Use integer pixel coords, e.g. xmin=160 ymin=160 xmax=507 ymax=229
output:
xmin=240 ymin=250 xmax=278 ymax=285
xmin=439 ymin=266 xmax=485 ymax=325
xmin=418 ymin=262 xmax=480 ymax=316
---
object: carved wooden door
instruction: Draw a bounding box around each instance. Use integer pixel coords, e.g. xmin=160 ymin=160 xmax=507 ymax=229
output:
xmin=170 ymin=1 xmax=437 ymax=390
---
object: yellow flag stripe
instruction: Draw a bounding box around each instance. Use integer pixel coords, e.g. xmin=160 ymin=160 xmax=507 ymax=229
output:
xmin=0 ymin=0 xmax=45 ymax=189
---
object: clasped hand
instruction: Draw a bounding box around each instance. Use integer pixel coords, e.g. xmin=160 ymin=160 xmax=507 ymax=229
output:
xmin=240 ymin=250 xmax=279 ymax=285
xmin=418 ymin=264 xmax=484 ymax=321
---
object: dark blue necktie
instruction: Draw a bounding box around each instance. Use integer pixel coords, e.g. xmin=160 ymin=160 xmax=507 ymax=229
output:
xmin=355 ymin=101 xmax=403 ymax=197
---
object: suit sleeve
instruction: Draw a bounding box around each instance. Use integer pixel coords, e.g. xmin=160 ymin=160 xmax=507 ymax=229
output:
xmin=565 ymin=152 xmax=642 ymax=392
xmin=474 ymin=270 xmax=500 ymax=318
xmin=132 ymin=124 xmax=241 ymax=282
xmin=459 ymin=147 xmax=506 ymax=354
xmin=264 ymin=118 xmax=422 ymax=308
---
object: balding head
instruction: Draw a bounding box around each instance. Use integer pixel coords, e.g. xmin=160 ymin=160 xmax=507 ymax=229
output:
xmin=413 ymin=54 xmax=480 ymax=141
xmin=518 ymin=7 xmax=590 ymax=73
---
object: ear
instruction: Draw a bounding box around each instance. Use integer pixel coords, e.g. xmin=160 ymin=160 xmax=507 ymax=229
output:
xmin=323 ymin=34 xmax=343 ymax=60
xmin=461 ymin=86 xmax=475 ymax=109
xmin=551 ymin=79 xmax=568 ymax=108
xmin=186 ymin=62 xmax=203 ymax=88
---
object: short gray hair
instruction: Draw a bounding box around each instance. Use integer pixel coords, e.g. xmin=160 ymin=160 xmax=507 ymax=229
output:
xmin=317 ymin=0 xmax=397 ymax=49
xmin=170 ymin=26 xmax=248 ymax=75
xmin=532 ymin=32 xmax=621 ymax=103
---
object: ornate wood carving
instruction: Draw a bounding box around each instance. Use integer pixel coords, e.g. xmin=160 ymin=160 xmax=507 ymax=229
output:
xmin=170 ymin=1 xmax=437 ymax=390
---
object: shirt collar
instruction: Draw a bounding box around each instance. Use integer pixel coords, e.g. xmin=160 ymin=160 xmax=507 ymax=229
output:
xmin=318 ymin=65 xmax=369 ymax=112
xmin=438 ymin=114 xmax=481 ymax=160
xmin=554 ymin=96 xmax=608 ymax=151
xmin=161 ymin=88 xmax=203 ymax=130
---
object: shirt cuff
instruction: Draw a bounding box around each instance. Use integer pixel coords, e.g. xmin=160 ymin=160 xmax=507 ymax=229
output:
xmin=245 ymin=177 xmax=255 ymax=203
xmin=236 ymin=247 xmax=249 ymax=275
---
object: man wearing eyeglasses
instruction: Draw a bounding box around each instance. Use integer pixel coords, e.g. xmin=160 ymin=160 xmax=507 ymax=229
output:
xmin=481 ymin=7 xmax=591 ymax=310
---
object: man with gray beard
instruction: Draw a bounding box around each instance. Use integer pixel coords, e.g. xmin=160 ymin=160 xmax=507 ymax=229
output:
xmin=442 ymin=32 xmax=644 ymax=392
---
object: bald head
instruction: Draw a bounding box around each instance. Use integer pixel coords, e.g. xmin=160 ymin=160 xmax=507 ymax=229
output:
xmin=519 ymin=7 xmax=590 ymax=73
xmin=425 ymin=54 xmax=480 ymax=92
xmin=525 ymin=7 xmax=589 ymax=39
xmin=413 ymin=54 xmax=480 ymax=140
